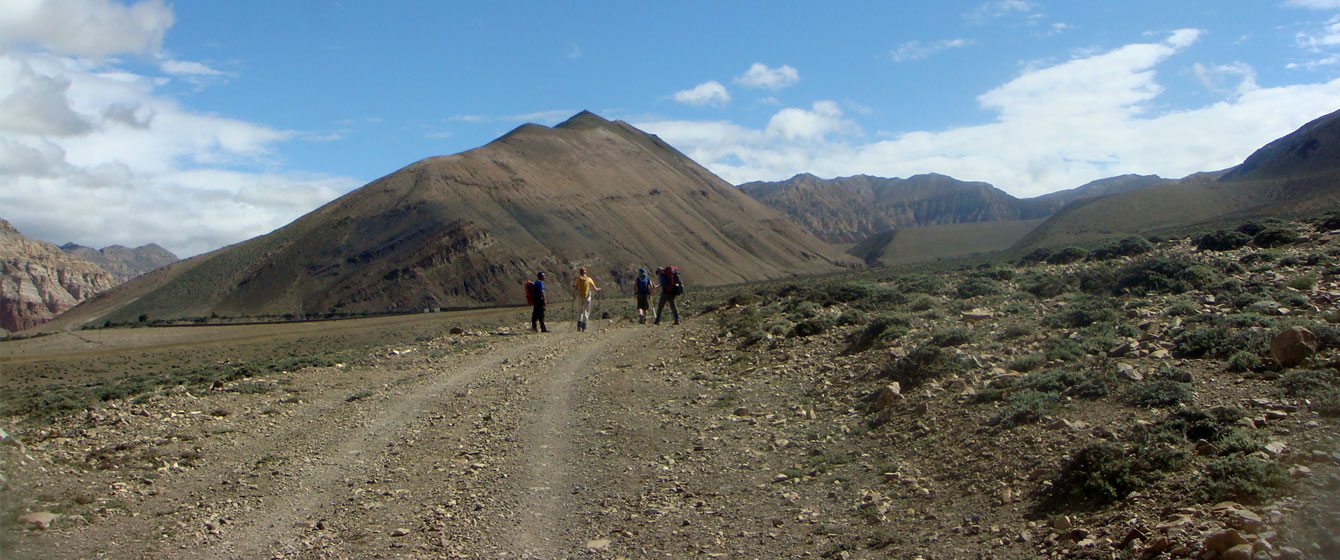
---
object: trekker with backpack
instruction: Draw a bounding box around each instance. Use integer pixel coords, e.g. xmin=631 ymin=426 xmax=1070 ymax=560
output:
xmin=655 ymin=265 xmax=682 ymax=325
xmin=527 ymin=272 xmax=548 ymax=332
xmin=572 ymin=266 xmax=600 ymax=332
xmin=634 ymin=268 xmax=655 ymax=324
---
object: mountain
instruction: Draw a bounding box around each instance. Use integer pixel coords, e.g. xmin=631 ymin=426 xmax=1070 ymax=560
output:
xmin=738 ymin=173 xmax=1030 ymax=244
xmin=60 ymin=243 xmax=178 ymax=284
xmin=37 ymin=112 xmax=855 ymax=331
xmin=1018 ymin=107 xmax=1340 ymax=249
xmin=0 ymin=219 xmax=116 ymax=334
xmin=739 ymin=172 xmax=1160 ymax=245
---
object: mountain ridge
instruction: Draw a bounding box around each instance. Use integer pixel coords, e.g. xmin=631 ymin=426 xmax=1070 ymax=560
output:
xmin=36 ymin=112 xmax=855 ymax=331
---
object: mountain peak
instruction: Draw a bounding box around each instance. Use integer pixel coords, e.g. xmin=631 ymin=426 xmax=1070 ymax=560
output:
xmin=554 ymin=110 xmax=613 ymax=130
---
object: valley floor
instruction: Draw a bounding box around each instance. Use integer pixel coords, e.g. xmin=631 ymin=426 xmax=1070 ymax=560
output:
xmin=3 ymin=262 xmax=1339 ymax=559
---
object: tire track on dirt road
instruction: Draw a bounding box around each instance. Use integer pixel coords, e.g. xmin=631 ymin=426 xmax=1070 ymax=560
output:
xmin=198 ymin=333 xmax=568 ymax=560
xmin=504 ymin=326 xmax=642 ymax=556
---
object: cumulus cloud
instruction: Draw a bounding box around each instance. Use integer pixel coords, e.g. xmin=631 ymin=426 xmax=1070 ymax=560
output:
xmin=0 ymin=0 xmax=359 ymax=257
xmin=0 ymin=0 xmax=174 ymax=57
xmin=890 ymin=38 xmax=972 ymax=62
xmin=734 ymin=63 xmax=799 ymax=90
xmin=672 ymin=80 xmax=730 ymax=107
xmin=639 ymin=30 xmax=1340 ymax=198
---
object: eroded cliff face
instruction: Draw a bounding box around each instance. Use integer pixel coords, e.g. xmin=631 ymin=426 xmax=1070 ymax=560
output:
xmin=0 ymin=220 xmax=116 ymax=333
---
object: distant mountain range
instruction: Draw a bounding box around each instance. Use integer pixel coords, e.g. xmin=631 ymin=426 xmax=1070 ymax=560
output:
xmin=38 ymin=112 xmax=854 ymax=330
xmin=60 ymin=242 xmax=178 ymax=284
xmin=0 ymin=220 xmax=117 ymax=333
xmin=739 ymin=173 xmax=1161 ymax=244
xmin=1019 ymin=107 xmax=1340 ymax=249
xmin=24 ymin=106 xmax=1340 ymax=333
xmin=745 ymin=107 xmax=1340 ymax=264
xmin=0 ymin=223 xmax=178 ymax=333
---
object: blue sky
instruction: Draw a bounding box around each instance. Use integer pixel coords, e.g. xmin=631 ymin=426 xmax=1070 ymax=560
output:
xmin=3 ymin=0 xmax=1340 ymax=257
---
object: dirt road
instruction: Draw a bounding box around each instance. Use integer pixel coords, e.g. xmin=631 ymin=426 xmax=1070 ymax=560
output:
xmin=6 ymin=315 xmax=830 ymax=559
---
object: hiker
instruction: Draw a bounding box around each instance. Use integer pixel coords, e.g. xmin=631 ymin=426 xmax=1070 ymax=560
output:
xmin=655 ymin=265 xmax=682 ymax=325
xmin=634 ymin=268 xmax=655 ymax=324
xmin=528 ymin=272 xmax=549 ymax=332
xmin=572 ymin=266 xmax=600 ymax=331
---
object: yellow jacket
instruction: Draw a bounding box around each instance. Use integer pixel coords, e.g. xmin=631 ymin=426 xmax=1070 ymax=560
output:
xmin=574 ymin=275 xmax=598 ymax=298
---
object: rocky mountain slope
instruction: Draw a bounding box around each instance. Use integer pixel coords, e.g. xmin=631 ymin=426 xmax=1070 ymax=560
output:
xmin=36 ymin=111 xmax=854 ymax=331
xmin=738 ymin=172 xmax=1160 ymax=244
xmin=60 ymin=243 xmax=177 ymax=285
xmin=1019 ymin=107 xmax=1340 ymax=249
xmin=0 ymin=219 xmax=116 ymax=334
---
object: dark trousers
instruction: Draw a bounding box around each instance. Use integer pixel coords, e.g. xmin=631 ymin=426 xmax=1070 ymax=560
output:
xmin=531 ymin=303 xmax=547 ymax=331
xmin=655 ymin=292 xmax=679 ymax=323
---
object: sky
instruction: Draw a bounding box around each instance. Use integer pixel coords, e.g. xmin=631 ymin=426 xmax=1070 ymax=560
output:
xmin=3 ymin=1 xmax=1340 ymax=257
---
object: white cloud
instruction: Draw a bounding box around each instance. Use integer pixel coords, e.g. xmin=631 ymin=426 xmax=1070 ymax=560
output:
xmin=1297 ymin=15 xmax=1340 ymax=49
xmin=159 ymin=58 xmax=225 ymax=77
xmin=967 ymin=0 xmax=1036 ymax=23
xmin=639 ymin=30 xmax=1340 ymax=198
xmin=0 ymin=0 xmax=360 ymax=257
xmin=672 ymin=80 xmax=730 ymax=107
xmin=765 ymin=101 xmax=860 ymax=141
xmin=890 ymin=38 xmax=972 ymax=62
xmin=734 ymin=63 xmax=800 ymax=90
xmin=0 ymin=0 xmax=174 ymax=57
xmin=1194 ymin=61 xmax=1260 ymax=96
xmin=1283 ymin=0 xmax=1340 ymax=8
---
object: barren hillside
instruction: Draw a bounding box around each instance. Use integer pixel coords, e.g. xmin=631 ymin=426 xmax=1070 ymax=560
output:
xmin=38 ymin=112 xmax=853 ymax=332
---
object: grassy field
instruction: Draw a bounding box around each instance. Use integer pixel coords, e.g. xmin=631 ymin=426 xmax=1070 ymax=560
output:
xmin=0 ymin=307 xmax=525 ymax=419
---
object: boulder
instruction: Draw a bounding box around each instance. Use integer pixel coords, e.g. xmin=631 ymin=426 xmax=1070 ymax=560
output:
xmin=1270 ymin=327 xmax=1318 ymax=368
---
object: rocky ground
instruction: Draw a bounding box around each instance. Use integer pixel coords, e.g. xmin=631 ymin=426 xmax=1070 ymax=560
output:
xmin=3 ymin=217 xmax=1340 ymax=559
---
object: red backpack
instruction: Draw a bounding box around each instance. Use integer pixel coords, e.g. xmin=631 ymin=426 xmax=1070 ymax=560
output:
xmin=525 ymin=281 xmax=537 ymax=305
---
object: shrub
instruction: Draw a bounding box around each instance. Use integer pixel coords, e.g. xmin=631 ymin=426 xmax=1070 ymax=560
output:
xmin=1047 ymin=247 xmax=1089 ymax=265
xmin=1008 ymin=353 xmax=1046 ymax=372
xmin=1173 ymin=324 xmax=1269 ymax=359
xmin=787 ymin=301 xmax=822 ymax=321
xmin=956 ymin=277 xmax=1004 ymax=299
xmin=1145 ymin=408 xmax=1226 ymax=444
xmin=1049 ymin=442 xmax=1176 ymax=509
xmin=1042 ymin=338 xmax=1086 ymax=362
xmin=989 ymin=389 xmax=1059 ymax=428
xmin=1043 ymin=297 xmax=1120 ymax=328
xmin=929 ymin=326 xmax=974 ymax=347
xmin=789 ymin=315 xmax=836 ymax=337
xmin=999 ymin=322 xmax=1034 ymax=340
xmin=1226 ymin=351 xmax=1263 ymax=373
xmin=841 ymin=315 xmax=910 ymax=355
xmin=1126 ymin=378 xmax=1194 ymax=407
xmin=1069 ymin=367 xmax=1124 ymax=399
xmin=900 ymin=275 xmax=949 ymax=296
xmin=1195 ymin=456 xmax=1288 ymax=504
xmin=906 ymin=294 xmax=939 ymax=312
xmin=1020 ymin=248 xmax=1053 ymax=264
xmin=1025 ymin=368 xmax=1084 ymax=393
xmin=1090 ymin=236 xmax=1155 ymax=260
xmin=1197 ymin=230 xmax=1252 ymax=252
xmin=1278 ymin=369 xmax=1340 ymax=415
xmin=1253 ymin=227 xmax=1299 ymax=248
xmin=1236 ymin=222 xmax=1268 ymax=236
xmin=881 ymin=344 xmax=967 ymax=388
xmin=1287 ymin=275 xmax=1318 ymax=291
xmin=1112 ymin=256 xmax=1223 ymax=296
xmin=1023 ymin=274 xmax=1073 ymax=298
